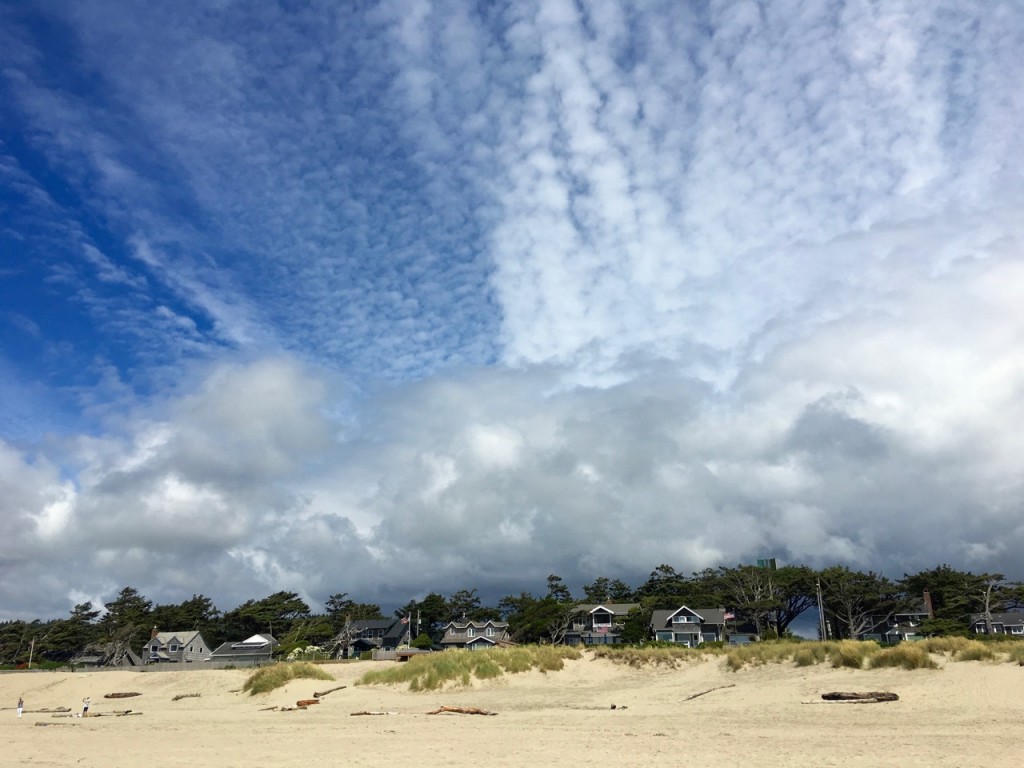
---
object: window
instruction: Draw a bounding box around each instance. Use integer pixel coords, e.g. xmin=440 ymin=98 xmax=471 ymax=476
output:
xmin=467 ymin=628 xmax=475 ymax=637
xmin=672 ymin=614 xmax=696 ymax=624
xmin=486 ymin=627 xmax=495 ymax=637
xmin=169 ymin=644 xmax=178 ymax=652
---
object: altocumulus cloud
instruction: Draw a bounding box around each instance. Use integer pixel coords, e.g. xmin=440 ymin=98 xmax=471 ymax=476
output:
xmin=1 ymin=0 xmax=1023 ymax=618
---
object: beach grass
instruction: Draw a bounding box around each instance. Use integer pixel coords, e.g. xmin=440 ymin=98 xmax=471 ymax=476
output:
xmin=868 ymin=643 xmax=940 ymax=669
xmin=242 ymin=662 xmax=334 ymax=695
xmin=355 ymin=645 xmax=582 ymax=691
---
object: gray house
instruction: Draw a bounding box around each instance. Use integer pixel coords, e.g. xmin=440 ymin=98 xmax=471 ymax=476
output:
xmin=143 ymin=628 xmax=211 ymax=663
xmin=650 ymin=606 xmax=727 ymax=646
xmin=970 ymin=612 xmax=1024 ymax=636
xmin=440 ymin=620 xmax=512 ymax=650
xmin=564 ymin=603 xmax=639 ymax=646
xmin=206 ymin=633 xmax=278 ymax=665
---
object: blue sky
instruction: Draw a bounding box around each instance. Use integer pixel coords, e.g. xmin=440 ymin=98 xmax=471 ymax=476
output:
xmin=2 ymin=0 xmax=1023 ymax=620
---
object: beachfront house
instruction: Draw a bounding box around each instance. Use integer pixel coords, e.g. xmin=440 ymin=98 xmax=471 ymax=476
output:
xmin=440 ymin=619 xmax=512 ymax=650
xmin=143 ymin=627 xmax=211 ymax=663
xmin=859 ymin=603 xmax=931 ymax=643
xmin=650 ymin=606 xmax=727 ymax=646
xmin=206 ymin=633 xmax=278 ymax=665
xmin=969 ymin=612 xmax=1024 ymax=636
xmin=334 ymin=618 xmax=411 ymax=657
xmin=564 ymin=603 xmax=639 ymax=646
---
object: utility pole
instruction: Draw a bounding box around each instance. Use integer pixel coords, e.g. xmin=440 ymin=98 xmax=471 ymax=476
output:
xmin=816 ymin=581 xmax=828 ymax=641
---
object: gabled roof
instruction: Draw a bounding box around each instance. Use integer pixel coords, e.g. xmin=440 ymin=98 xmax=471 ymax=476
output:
xmin=651 ymin=606 xmax=727 ymax=629
xmin=970 ymin=612 xmax=1024 ymax=625
xmin=148 ymin=631 xmax=204 ymax=647
xmin=575 ymin=603 xmax=639 ymax=616
xmin=442 ymin=619 xmax=510 ymax=631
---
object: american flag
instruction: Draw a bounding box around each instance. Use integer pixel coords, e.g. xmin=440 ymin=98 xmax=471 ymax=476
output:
xmin=724 ymin=612 xmax=735 ymax=620
xmin=400 ymin=615 xmax=410 ymax=624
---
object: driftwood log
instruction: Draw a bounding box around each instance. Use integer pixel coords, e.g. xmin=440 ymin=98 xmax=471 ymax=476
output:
xmin=351 ymin=711 xmax=397 ymax=716
xmin=313 ymin=685 xmax=347 ymax=698
xmin=104 ymin=692 xmax=142 ymax=699
xmin=821 ymin=691 xmax=899 ymax=702
xmin=426 ymin=705 xmax=497 ymax=716
xmin=172 ymin=693 xmax=201 ymax=701
xmin=296 ymin=699 xmax=320 ymax=708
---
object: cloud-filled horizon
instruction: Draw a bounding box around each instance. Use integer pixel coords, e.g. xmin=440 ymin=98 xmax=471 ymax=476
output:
xmin=2 ymin=0 xmax=1023 ymax=619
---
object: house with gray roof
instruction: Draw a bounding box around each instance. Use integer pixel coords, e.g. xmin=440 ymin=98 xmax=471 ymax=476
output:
xmin=564 ymin=603 xmax=639 ymax=646
xmin=142 ymin=627 xmax=211 ymax=663
xmin=206 ymin=633 xmax=278 ymax=665
xmin=440 ymin=620 xmax=512 ymax=650
xmin=650 ymin=606 xmax=727 ymax=646
xmin=969 ymin=612 xmax=1024 ymax=637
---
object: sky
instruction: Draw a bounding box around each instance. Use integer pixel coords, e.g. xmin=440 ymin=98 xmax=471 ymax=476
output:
xmin=1 ymin=0 xmax=1023 ymax=621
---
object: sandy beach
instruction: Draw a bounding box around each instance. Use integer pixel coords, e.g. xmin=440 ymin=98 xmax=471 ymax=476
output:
xmin=2 ymin=652 xmax=1021 ymax=767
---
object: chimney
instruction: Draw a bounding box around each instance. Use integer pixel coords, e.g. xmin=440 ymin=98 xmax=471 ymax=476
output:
xmin=922 ymin=590 xmax=934 ymax=619
xmin=151 ymin=625 xmax=159 ymax=639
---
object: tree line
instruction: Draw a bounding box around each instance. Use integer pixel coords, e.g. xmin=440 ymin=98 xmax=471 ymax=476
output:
xmin=1 ymin=563 xmax=1021 ymax=666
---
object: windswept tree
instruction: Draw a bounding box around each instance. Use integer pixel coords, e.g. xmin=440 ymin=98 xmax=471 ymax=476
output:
xmin=818 ymin=566 xmax=904 ymax=639
xmin=581 ymin=576 xmax=635 ymax=603
xmin=222 ymin=591 xmax=310 ymax=640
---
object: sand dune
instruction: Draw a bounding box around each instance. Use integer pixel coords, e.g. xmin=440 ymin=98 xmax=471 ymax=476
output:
xmin=2 ymin=652 xmax=1022 ymax=767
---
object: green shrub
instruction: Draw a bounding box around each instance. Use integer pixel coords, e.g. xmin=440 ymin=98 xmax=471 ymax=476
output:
xmin=242 ymin=662 xmax=334 ymax=695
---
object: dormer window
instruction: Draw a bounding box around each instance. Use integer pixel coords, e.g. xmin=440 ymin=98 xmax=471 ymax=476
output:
xmin=467 ymin=628 xmax=475 ymax=637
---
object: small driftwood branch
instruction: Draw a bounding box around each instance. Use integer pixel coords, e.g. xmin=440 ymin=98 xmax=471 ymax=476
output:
xmin=172 ymin=693 xmax=201 ymax=701
xmin=313 ymin=685 xmax=347 ymax=698
xmin=682 ymin=684 xmax=736 ymax=701
xmin=426 ymin=705 xmax=497 ymax=716
xmin=351 ymin=710 xmax=397 ymax=716
xmin=259 ymin=706 xmax=279 ymax=711
xmin=35 ymin=722 xmax=77 ymax=727
xmin=104 ymin=692 xmax=142 ymax=699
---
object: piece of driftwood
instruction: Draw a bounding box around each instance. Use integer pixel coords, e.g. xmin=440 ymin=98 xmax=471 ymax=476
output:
xmin=21 ymin=707 xmax=71 ymax=714
xmin=682 ymin=684 xmax=737 ymax=701
xmin=35 ymin=722 xmax=76 ymax=727
xmin=313 ymin=685 xmax=347 ymax=698
xmin=296 ymin=699 xmax=320 ymax=708
xmin=351 ymin=711 xmax=397 ymax=716
xmin=426 ymin=705 xmax=497 ymax=716
xmin=104 ymin=692 xmax=142 ymax=699
xmin=259 ymin=706 xmax=279 ymax=711
xmin=822 ymin=691 xmax=899 ymax=702
xmin=172 ymin=693 xmax=201 ymax=701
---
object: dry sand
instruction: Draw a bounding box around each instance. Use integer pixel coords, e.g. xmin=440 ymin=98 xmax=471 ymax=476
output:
xmin=2 ymin=652 xmax=1021 ymax=767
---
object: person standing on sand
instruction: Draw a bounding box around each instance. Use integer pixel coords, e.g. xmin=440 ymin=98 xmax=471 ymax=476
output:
xmin=81 ymin=696 xmax=90 ymax=717
xmin=17 ymin=696 xmax=23 ymax=718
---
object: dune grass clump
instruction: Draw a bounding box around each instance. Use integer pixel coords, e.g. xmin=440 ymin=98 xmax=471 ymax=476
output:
xmin=793 ymin=644 xmax=828 ymax=667
xmin=242 ymin=662 xmax=335 ymax=695
xmin=1004 ymin=643 xmax=1024 ymax=663
xmin=356 ymin=645 xmax=581 ymax=691
xmin=829 ymin=640 xmax=876 ymax=669
xmin=724 ymin=640 xmax=800 ymax=671
xmin=954 ymin=640 xmax=996 ymax=662
xmin=919 ymin=636 xmax=972 ymax=656
xmin=868 ymin=644 xmax=939 ymax=670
